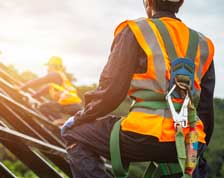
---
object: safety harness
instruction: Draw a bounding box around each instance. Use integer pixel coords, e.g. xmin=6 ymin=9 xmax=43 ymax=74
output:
xmin=110 ymin=19 xmax=200 ymax=178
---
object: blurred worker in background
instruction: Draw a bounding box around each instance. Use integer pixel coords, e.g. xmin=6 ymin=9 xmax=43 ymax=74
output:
xmin=20 ymin=56 xmax=82 ymax=123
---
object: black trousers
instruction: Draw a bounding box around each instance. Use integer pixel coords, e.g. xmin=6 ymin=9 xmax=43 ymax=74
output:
xmin=62 ymin=115 xmax=207 ymax=178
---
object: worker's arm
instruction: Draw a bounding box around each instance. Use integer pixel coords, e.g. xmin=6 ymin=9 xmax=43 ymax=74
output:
xmin=75 ymin=26 xmax=143 ymax=124
xmin=197 ymin=61 xmax=215 ymax=145
xmin=31 ymin=85 xmax=50 ymax=99
xmin=20 ymin=72 xmax=63 ymax=91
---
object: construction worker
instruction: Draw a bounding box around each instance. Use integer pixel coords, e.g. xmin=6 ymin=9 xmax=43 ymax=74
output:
xmin=20 ymin=56 xmax=82 ymax=121
xmin=61 ymin=0 xmax=215 ymax=178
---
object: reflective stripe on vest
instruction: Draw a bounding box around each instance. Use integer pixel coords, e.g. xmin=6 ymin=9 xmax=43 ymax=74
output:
xmin=127 ymin=18 xmax=167 ymax=92
xmin=198 ymin=33 xmax=209 ymax=80
xmin=136 ymin=19 xmax=167 ymax=91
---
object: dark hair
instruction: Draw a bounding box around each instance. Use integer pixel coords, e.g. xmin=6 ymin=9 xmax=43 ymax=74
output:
xmin=153 ymin=0 xmax=183 ymax=13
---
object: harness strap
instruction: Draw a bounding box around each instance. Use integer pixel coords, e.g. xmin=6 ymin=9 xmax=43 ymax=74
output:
xmin=188 ymin=104 xmax=197 ymax=127
xmin=142 ymin=162 xmax=157 ymax=178
xmin=152 ymin=19 xmax=199 ymax=62
xmin=186 ymin=29 xmax=199 ymax=60
xmin=110 ymin=119 xmax=128 ymax=178
xmin=131 ymin=90 xmax=165 ymax=101
xmin=175 ymin=125 xmax=187 ymax=176
xmin=149 ymin=19 xmax=199 ymax=178
xmin=151 ymin=19 xmax=178 ymax=61
xmin=131 ymin=100 xmax=182 ymax=110
xmin=143 ymin=162 xmax=182 ymax=178
xmin=159 ymin=163 xmax=182 ymax=176
xmin=110 ymin=119 xmax=183 ymax=178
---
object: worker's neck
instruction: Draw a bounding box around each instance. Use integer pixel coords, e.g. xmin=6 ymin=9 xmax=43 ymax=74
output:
xmin=151 ymin=10 xmax=179 ymax=20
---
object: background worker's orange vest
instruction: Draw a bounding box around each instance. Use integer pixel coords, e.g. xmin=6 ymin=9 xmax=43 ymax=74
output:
xmin=115 ymin=18 xmax=214 ymax=143
xmin=49 ymin=72 xmax=82 ymax=105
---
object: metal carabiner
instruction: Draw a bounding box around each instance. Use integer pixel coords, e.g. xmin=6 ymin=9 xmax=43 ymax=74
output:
xmin=166 ymin=85 xmax=190 ymax=128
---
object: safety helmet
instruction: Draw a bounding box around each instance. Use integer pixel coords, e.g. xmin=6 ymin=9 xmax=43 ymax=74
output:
xmin=46 ymin=56 xmax=63 ymax=66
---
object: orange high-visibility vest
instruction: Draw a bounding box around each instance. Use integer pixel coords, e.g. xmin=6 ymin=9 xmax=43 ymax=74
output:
xmin=49 ymin=72 xmax=82 ymax=105
xmin=115 ymin=18 xmax=214 ymax=143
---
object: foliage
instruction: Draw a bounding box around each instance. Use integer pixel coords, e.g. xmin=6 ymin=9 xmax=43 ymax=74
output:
xmin=205 ymin=98 xmax=224 ymax=178
xmin=3 ymin=160 xmax=37 ymax=178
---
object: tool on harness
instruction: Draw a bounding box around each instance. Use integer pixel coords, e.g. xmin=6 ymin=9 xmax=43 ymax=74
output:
xmin=166 ymin=55 xmax=196 ymax=128
xmin=185 ymin=127 xmax=199 ymax=175
xmin=166 ymin=84 xmax=190 ymax=128
xmin=166 ymin=78 xmax=198 ymax=176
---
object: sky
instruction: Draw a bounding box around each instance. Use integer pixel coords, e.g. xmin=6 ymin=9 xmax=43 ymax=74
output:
xmin=0 ymin=0 xmax=223 ymax=97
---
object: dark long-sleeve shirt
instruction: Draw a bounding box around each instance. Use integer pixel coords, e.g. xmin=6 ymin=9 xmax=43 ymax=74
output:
xmin=76 ymin=13 xmax=215 ymax=144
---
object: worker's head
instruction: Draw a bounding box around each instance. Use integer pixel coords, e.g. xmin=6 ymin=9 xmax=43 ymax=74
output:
xmin=143 ymin=0 xmax=184 ymax=18
xmin=46 ymin=56 xmax=64 ymax=72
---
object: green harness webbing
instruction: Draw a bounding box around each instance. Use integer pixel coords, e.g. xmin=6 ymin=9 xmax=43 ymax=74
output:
xmin=152 ymin=18 xmax=199 ymax=178
xmin=110 ymin=119 xmax=128 ymax=178
xmin=110 ymin=107 xmax=197 ymax=178
xmin=151 ymin=19 xmax=199 ymax=61
xmin=110 ymin=19 xmax=199 ymax=178
xmin=110 ymin=117 xmax=185 ymax=178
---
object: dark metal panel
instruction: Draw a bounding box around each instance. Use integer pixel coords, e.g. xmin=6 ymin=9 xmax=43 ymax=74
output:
xmin=0 ymin=79 xmax=59 ymax=133
xmin=0 ymin=103 xmax=48 ymax=142
xmin=0 ymin=162 xmax=17 ymax=178
xmin=0 ymin=139 xmax=64 ymax=178
xmin=0 ymin=126 xmax=66 ymax=156
xmin=44 ymin=153 xmax=72 ymax=177
xmin=0 ymin=65 xmax=72 ymax=177
xmin=0 ymin=106 xmax=72 ymax=176
xmin=0 ymin=94 xmax=64 ymax=147
xmin=0 ymin=126 xmax=72 ymax=177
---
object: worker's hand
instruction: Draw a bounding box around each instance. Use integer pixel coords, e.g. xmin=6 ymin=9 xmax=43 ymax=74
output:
xmin=61 ymin=116 xmax=76 ymax=136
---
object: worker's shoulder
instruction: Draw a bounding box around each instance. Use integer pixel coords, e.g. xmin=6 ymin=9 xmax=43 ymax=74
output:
xmin=196 ymin=30 xmax=215 ymax=53
xmin=195 ymin=30 xmax=214 ymax=44
xmin=114 ymin=17 xmax=148 ymax=37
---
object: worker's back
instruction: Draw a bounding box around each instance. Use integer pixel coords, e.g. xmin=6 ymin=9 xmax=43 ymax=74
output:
xmin=114 ymin=17 xmax=214 ymax=143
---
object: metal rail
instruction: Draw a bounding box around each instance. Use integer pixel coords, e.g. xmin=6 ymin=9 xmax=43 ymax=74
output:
xmin=0 ymin=63 xmax=73 ymax=177
xmin=0 ymin=162 xmax=17 ymax=178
